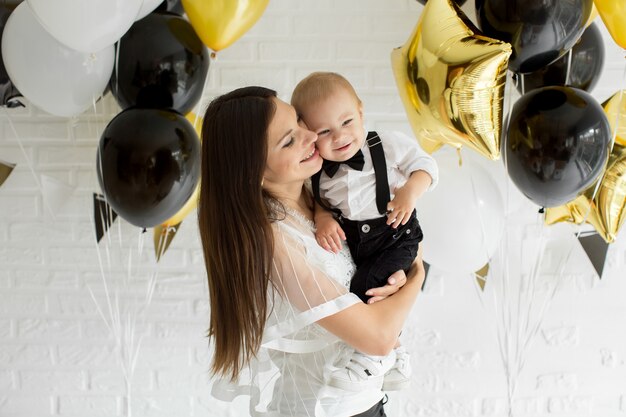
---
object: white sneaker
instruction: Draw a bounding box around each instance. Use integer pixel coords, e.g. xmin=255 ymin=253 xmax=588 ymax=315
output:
xmin=382 ymin=346 xmax=411 ymax=391
xmin=328 ymin=350 xmax=396 ymax=392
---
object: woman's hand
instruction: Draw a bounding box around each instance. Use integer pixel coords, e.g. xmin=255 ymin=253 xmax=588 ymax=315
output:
xmin=365 ymin=245 xmax=425 ymax=304
xmin=364 ymin=269 xmax=407 ymax=304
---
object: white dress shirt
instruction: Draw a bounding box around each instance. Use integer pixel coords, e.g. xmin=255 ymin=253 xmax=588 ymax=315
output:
xmin=318 ymin=130 xmax=438 ymax=221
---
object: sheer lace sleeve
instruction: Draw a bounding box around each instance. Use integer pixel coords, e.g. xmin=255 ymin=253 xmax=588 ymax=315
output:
xmin=262 ymin=218 xmax=361 ymax=349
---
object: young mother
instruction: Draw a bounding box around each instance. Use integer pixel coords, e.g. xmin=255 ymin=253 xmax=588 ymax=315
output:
xmin=198 ymin=86 xmax=425 ymax=417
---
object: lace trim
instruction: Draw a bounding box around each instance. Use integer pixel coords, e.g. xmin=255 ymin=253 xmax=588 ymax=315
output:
xmin=283 ymin=205 xmax=316 ymax=231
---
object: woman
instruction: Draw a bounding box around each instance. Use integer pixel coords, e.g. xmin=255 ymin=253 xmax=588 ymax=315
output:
xmin=198 ymin=86 xmax=425 ymax=417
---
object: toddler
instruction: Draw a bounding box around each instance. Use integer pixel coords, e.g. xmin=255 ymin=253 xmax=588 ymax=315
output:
xmin=291 ymin=72 xmax=438 ymax=391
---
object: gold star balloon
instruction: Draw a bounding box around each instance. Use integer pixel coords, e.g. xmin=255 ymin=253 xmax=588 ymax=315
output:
xmin=546 ymin=91 xmax=626 ymax=243
xmin=603 ymin=90 xmax=626 ymax=147
xmin=391 ymin=0 xmax=511 ymax=160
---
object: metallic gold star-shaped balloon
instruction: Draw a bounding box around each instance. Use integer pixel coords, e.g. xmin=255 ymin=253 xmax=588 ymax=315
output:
xmin=391 ymin=0 xmax=511 ymax=160
xmin=545 ymin=142 xmax=625 ymax=243
xmin=603 ymin=90 xmax=626 ymax=147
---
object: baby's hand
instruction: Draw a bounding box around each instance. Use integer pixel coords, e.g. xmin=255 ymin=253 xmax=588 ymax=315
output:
xmin=386 ymin=184 xmax=418 ymax=229
xmin=315 ymin=214 xmax=346 ymax=254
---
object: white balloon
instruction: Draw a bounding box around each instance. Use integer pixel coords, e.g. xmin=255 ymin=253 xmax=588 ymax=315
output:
xmin=416 ymin=148 xmax=505 ymax=274
xmin=461 ymin=148 xmax=531 ymax=215
xmin=27 ymin=0 xmax=143 ymax=53
xmin=136 ymin=0 xmax=163 ymax=20
xmin=1 ymin=3 xmax=114 ymax=117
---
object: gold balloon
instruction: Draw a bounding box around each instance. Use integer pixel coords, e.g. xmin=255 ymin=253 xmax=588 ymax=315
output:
xmin=546 ymin=141 xmax=626 ymax=243
xmin=186 ymin=112 xmax=203 ymax=138
xmin=593 ymin=0 xmax=626 ymax=49
xmin=603 ymin=90 xmax=626 ymax=147
xmin=391 ymin=0 xmax=511 ymax=160
xmin=181 ymin=0 xmax=269 ymax=52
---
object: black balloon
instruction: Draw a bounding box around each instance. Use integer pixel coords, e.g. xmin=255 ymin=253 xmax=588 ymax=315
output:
xmin=416 ymin=0 xmax=467 ymax=5
xmin=515 ymin=23 xmax=605 ymax=94
xmin=476 ymin=0 xmax=593 ymax=74
xmin=155 ymin=0 xmax=184 ymax=15
xmin=110 ymin=12 xmax=209 ymax=114
xmin=97 ymin=108 xmax=201 ymax=228
xmin=504 ymin=86 xmax=611 ymax=208
xmin=0 ymin=5 xmax=22 ymax=108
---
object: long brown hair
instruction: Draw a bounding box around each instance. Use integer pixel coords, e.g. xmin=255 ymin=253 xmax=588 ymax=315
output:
xmin=198 ymin=86 xmax=278 ymax=381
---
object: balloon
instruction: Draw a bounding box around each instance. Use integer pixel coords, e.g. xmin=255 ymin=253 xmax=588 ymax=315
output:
xmin=156 ymin=0 xmax=184 ymax=15
xmin=0 ymin=5 xmax=21 ymax=108
xmin=182 ymin=0 xmax=269 ymax=52
xmin=1 ymin=3 xmax=114 ymax=117
xmin=603 ymin=90 xmax=626 ymax=147
xmin=514 ymin=23 xmax=605 ymax=94
xmin=137 ymin=0 xmax=183 ymax=19
xmin=110 ymin=12 xmax=209 ymax=115
xmin=391 ymin=0 xmax=511 ymax=160
xmin=593 ymin=0 xmax=626 ymax=49
xmin=159 ymin=112 xmax=203 ymax=227
xmin=546 ymin=142 xmax=626 ymax=243
xmin=476 ymin=0 xmax=593 ymax=74
xmin=136 ymin=0 xmax=163 ymax=20
xmin=416 ymin=148 xmax=504 ymax=274
xmin=416 ymin=0 xmax=466 ymax=5
xmin=586 ymin=4 xmax=599 ymax=27
xmin=97 ymin=108 xmax=201 ymax=228
xmin=504 ymin=86 xmax=611 ymax=208
xmin=27 ymin=0 xmax=143 ymax=53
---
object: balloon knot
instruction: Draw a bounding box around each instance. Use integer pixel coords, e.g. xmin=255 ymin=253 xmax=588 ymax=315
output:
xmin=142 ymin=228 xmax=147 ymax=233
xmin=538 ymin=207 xmax=545 ymax=214
xmin=210 ymin=51 xmax=217 ymax=59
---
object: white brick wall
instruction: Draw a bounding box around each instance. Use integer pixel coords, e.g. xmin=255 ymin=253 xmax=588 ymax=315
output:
xmin=1 ymin=1 xmax=625 ymax=416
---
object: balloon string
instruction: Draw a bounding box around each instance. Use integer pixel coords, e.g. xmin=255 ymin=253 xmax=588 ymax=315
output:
xmin=515 ymin=213 xmax=546 ymax=374
xmin=564 ymin=48 xmax=573 ymax=86
xmin=491 ymin=225 xmax=517 ymax=417
xmin=490 ymin=69 xmax=519 ymax=416
xmin=90 ymin=221 xmax=162 ymax=417
xmin=517 ymin=227 xmax=578 ymax=380
xmin=2 ymin=108 xmax=56 ymax=219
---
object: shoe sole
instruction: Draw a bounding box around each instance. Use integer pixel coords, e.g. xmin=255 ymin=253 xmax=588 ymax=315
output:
xmin=328 ymin=375 xmax=384 ymax=392
xmin=382 ymin=378 xmax=410 ymax=391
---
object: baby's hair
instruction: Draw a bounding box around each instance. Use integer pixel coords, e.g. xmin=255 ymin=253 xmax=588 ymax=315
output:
xmin=291 ymin=71 xmax=362 ymax=113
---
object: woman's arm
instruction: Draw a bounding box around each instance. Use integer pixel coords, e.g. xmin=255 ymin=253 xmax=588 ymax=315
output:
xmin=317 ymin=248 xmax=425 ymax=356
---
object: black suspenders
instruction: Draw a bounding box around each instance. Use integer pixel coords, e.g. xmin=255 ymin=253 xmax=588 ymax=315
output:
xmin=311 ymin=131 xmax=390 ymax=217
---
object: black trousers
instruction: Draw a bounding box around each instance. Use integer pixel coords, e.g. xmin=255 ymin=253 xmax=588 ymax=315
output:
xmin=351 ymin=399 xmax=386 ymax=417
xmin=341 ymin=210 xmax=423 ymax=303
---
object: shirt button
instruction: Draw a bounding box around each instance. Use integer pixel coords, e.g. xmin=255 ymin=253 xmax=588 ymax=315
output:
xmin=406 ymin=229 xmax=411 ymax=234
xmin=361 ymin=224 xmax=370 ymax=233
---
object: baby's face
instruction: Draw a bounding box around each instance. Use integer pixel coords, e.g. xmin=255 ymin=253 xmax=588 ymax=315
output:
xmin=299 ymin=88 xmax=365 ymax=162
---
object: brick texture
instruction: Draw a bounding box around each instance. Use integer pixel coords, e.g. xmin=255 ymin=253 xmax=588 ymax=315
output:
xmin=1 ymin=1 xmax=625 ymax=416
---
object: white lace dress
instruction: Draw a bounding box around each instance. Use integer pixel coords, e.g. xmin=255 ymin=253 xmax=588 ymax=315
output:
xmin=210 ymin=208 xmax=385 ymax=417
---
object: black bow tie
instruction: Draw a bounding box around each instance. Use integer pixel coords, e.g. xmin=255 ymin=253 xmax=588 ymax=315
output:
xmin=322 ymin=149 xmax=365 ymax=177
